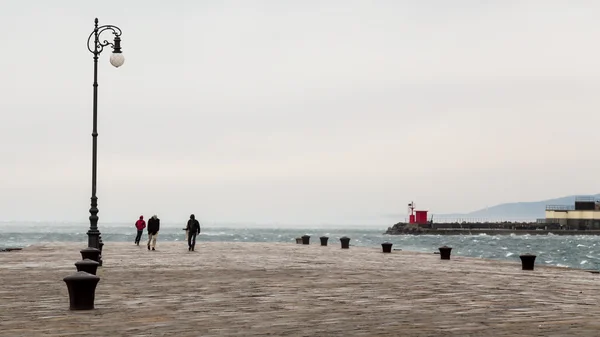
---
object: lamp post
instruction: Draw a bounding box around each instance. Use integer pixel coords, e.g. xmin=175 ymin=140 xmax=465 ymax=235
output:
xmin=86 ymin=18 xmax=124 ymax=264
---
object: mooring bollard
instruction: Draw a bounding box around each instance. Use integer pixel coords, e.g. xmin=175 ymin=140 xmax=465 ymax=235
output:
xmin=295 ymin=238 xmax=302 ymax=244
xmin=80 ymin=247 xmax=101 ymax=264
xmin=340 ymin=236 xmax=350 ymax=249
xmin=63 ymin=271 xmax=101 ymax=310
xmin=75 ymin=259 xmax=100 ymax=275
xmin=438 ymin=246 xmax=452 ymax=260
xmin=80 ymin=247 xmax=100 ymax=263
xmin=320 ymin=236 xmax=329 ymax=246
xmin=381 ymin=242 xmax=393 ymax=253
xmin=301 ymin=235 xmax=310 ymax=245
xmin=520 ymin=254 xmax=537 ymax=270
xmin=98 ymin=237 xmax=104 ymax=266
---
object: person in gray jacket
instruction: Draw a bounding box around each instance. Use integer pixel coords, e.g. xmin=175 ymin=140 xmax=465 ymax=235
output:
xmin=147 ymin=215 xmax=160 ymax=251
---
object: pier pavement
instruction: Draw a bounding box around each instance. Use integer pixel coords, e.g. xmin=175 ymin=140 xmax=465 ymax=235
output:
xmin=1 ymin=241 xmax=600 ymax=336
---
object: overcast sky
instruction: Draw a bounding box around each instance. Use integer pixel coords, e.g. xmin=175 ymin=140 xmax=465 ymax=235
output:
xmin=1 ymin=1 xmax=599 ymax=226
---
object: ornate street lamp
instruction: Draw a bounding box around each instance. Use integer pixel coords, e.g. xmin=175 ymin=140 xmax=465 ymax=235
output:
xmin=86 ymin=18 xmax=124 ymax=265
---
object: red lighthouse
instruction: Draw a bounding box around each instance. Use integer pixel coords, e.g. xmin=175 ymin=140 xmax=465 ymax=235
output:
xmin=408 ymin=201 xmax=428 ymax=225
xmin=408 ymin=202 xmax=415 ymax=223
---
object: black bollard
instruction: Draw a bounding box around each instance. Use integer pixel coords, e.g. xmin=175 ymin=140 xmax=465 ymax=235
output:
xmin=520 ymin=254 xmax=537 ymax=270
xmin=63 ymin=271 xmax=101 ymax=310
xmin=340 ymin=237 xmax=350 ymax=249
xmin=301 ymin=235 xmax=310 ymax=245
xmin=381 ymin=242 xmax=393 ymax=253
xmin=80 ymin=247 xmax=101 ymax=263
xmin=75 ymin=259 xmax=100 ymax=275
xmin=98 ymin=236 xmax=104 ymax=266
xmin=438 ymin=246 xmax=452 ymax=260
xmin=295 ymin=237 xmax=302 ymax=244
xmin=320 ymin=236 xmax=329 ymax=246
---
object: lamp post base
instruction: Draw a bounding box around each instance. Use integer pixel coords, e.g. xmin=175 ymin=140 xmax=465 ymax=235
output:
xmin=87 ymin=230 xmax=103 ymax=266
xmin=87 ymin=229 xmax=100 ymax=249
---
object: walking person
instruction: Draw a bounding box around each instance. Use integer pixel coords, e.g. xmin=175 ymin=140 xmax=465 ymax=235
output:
xmin=134 ymin=215 xmax=146 ymax=245
xmin=186 ymin=214 xmax=201 ymax=251
xmin=147 ymin=215 xmax=160 ymax=251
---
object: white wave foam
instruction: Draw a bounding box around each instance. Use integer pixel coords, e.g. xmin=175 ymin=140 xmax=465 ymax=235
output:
xmin=201 ymin=232 xmax=230 ymax=236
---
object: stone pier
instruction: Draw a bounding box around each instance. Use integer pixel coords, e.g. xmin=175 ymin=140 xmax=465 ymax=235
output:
xmin=1 ymin=242 xmax=599 ymax=336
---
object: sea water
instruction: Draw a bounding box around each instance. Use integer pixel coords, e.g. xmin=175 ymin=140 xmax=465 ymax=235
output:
xmin=1 ymin=221 xmax=600 ymax=270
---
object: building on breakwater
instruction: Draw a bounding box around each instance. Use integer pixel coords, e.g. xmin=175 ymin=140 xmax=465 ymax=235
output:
xmin=545 ymin=196 xmax=600 ymax=230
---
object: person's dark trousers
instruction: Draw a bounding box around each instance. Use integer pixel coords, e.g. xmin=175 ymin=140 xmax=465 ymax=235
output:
xmin=134 ymin=230 xmax=143 ymax=245
xmin=188 ymin=232 xmax=197 ymax=251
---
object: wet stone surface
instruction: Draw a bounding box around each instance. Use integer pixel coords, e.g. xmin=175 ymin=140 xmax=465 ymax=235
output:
xmin=1 ymin=242 xmax=600 ymax=336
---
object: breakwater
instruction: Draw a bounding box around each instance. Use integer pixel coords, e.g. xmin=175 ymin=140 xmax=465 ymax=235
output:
xmin=385 ymin=222 xmax=600 ymax=236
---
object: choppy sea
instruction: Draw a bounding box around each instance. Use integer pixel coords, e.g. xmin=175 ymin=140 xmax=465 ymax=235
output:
xmin=1 ymin=222 xmax=600 ymax=270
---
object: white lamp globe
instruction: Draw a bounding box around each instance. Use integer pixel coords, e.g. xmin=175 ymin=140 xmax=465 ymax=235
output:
xmin=110 ymin=53 xmax=125 ymax=68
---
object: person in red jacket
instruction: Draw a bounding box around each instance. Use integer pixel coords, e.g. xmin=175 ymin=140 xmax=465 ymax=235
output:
xmin=134 ymin=215 xmax=146 ymax=245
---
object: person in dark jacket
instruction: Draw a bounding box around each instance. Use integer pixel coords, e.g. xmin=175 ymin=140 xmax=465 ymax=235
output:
xmin=134 ymin=215 xmax=146 ymax=245
xmin=186 ymin=214 xmax=201 ymax=251
xmin=147 ymin=215 xmax=160 ymax=251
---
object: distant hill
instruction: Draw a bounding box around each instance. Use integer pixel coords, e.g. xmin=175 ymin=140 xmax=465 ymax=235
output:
xmin=437 ymin=194 xmax=600 ymax=220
